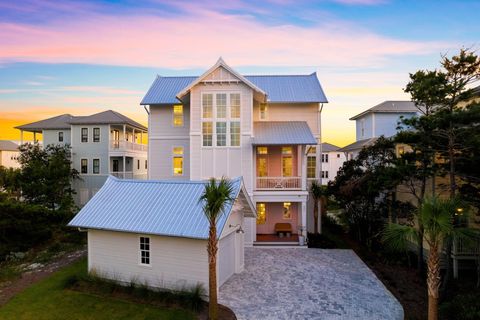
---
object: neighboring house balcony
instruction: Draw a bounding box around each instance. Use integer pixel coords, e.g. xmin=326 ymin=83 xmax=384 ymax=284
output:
xmin=109 ymin=140 xmax=147 ymax=152
xmin=109 ymin=156 xmax=147 ymax=180
xmin=109 ymin=124 xmax=148 ymax=155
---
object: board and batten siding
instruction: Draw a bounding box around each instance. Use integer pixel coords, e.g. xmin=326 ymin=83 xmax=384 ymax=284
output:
xmin=189 ymin=70 xmax=254 ymax=193
xmin=88 ymin=230 xmax=209 ymax=291
xmin=149 ymin=105 xmax=191 ymax=180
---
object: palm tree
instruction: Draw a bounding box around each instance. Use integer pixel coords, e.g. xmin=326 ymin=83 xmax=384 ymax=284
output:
xmin=383 ymin=196 xmax=470 ymax=320
xmin=310 ymin=180 xmax=323 ymax=234
xmin=199 ymin=177 xmax=235 ymax=320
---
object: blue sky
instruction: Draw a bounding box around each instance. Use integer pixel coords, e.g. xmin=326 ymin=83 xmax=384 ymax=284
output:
xmin=0 ymin=0 xmax=478 ymax=145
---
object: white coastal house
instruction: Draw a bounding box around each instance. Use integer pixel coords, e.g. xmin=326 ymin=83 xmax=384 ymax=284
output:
xmin=339 ymin=101 xmax=420 ymax=159
xmin=16 ymin=110 xmax=148 ymax=206
xmin=320 ymin=142 xmax=346 ymax=185
xmin=68 ymin=176 xmax=255 ymax=292
xmin=0 ymin=140 xmax=20 ymax=169
xmin=141 ymin=58 xmax=328 ymax=245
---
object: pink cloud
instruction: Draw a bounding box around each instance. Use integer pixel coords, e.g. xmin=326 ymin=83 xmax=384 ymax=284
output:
xmin=0 ymin=9 xmax=450 ymax=69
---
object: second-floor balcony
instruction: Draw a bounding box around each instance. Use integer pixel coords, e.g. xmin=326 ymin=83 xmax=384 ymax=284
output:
xmin=110 ymin=140 xmax=147 ymax=152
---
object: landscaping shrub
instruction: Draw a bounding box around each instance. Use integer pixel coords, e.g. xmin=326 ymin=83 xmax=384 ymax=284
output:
xmin=440 ymin=292 xmax=480 ymax=320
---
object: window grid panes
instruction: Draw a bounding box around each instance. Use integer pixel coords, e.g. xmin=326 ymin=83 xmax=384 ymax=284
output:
xmin=93 ymin=128 xmax=100 ymax=142
xmin=216 ymin=122 xmax=227 ymax=146
xmin=202 ymin=94 xmax=213 ymax=118
xmin=173 ymin=146 xmax=184 ymax=176
xmin=58 ymin=132 xmax=63 ymax=142
xmin=173 ymin=105 xmax=184 ymax=127
xmin=307 ymin=156 xmax=316 ymax=178
xmin=93 ymin=159 xmax=99 ymax=174
xmin=139 ymin=237 xmax=150 ymax=265
xmin=256 ymin=203 xmax=266 ymax=225
xmin=81 ymin=128 xmax=88 ymax=142
xmin=230 ymin=121 xmax=240 ymax=146
xmin=282 ymin=156 xmax=293 ymax=177
xmin=216 ymin=94 xmax=227 ymax=118
xmin=81 ymin=159 xmax=88 ymax=174
xmin=259 ymin=104 xmax=267 ymax=120
xmin=322 ymin=154 xmax=329 ymax=163
xmin=202 ymin=122 xmax=213 ymax=146
xmin=257 ymin=147 xmax=268 ymax=154
xmin=230 ymin=93 xmax=240 ymax=118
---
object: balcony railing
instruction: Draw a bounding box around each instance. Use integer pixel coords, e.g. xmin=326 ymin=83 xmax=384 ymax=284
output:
xmin=256 ymin=177 xmax=302 ymax=190
xmin=110 ymin=140 xmax=147 ymax=152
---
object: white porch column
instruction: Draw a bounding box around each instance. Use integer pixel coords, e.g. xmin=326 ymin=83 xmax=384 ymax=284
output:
xmin=133 ymin=128 xmax=136 ymax=143
xmin=301 ymin=200 xmax=307 ymax=244
xmin=301 ymin=145 xmax=307 ymax=190
xmin=123 ymin=155 xmax=125 ymax=179
xmin=33 ymin=132 xmax=37 ymax=143
xmin=252 ymin=146 xmax=257 ymax=191
xmin=140 ymin=131 xmax=143 ymax=144
xmin=123 ymin=124 xmax=126 ymax=142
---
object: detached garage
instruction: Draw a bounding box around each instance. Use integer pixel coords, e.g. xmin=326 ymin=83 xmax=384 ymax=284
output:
xmin=68 ymin=176 xmax=255 ymax=293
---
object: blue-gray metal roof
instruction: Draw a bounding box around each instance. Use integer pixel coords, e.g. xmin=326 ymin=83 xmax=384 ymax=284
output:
xmin=140 ymin=73 xmax=328 ymax=105
xmin=68 ymin=176 xmax=245 ymax=240
xmin=253 ymin=121 xmax=317 ymax=145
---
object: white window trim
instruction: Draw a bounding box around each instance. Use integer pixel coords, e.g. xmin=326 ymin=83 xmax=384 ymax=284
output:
xmin=92 ymin=158 xmax=100 ymax=174
xmin=80 ymin=158 xmax=89 ymax=175
xmin=58 ymin=131 xmax=64 ymax=142
xmin=138 ymin=235 xmax=152 ymax=267
xmin=172 ymin=105 xmax=185 ymax=128
xmin=172 ymin=145 xmax=184 ymax=176
xmin=93 ymin=127 xmax=101 ymax=143
xmin=201 ymin=91 xmax=241 ymax=149
xmin=81 ymin=128 xmax=89 ymax=143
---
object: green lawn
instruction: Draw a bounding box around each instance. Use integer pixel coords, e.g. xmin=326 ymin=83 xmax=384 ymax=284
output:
xmin=0 ymin=259 xmax=195 ymax=320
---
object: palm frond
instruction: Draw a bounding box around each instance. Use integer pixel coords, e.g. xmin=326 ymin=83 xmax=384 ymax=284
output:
xmin=383 ymin=223 xmax=419 ymax=252
xmin=199 ymin=177 xmax=235 ymax=224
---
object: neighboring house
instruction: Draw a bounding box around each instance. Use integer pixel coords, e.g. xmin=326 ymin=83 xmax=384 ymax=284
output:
xmin=16 ymin=110 xmax=148 ymax=206
xmin=339 ymin=101 xmax=420 ymax=159
xmin=68 ymin=176 xmax=255 ymax=293
xmin=319 ymin=142 xmax=345 ymax=185
xmin=141 ymin=58 xmax=328 ymax=244
xmin=0 ymin=140 xmax=20 ymax=169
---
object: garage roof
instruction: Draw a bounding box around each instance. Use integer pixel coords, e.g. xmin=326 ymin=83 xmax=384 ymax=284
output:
xmin=68 ymin=176 xmax=255 ymax=240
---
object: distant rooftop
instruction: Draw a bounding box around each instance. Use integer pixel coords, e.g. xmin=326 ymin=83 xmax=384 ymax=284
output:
xmin=321 ymin=142 xmax=341 ymax=152
xmin=16 ymin=110 xmax=146 ymax=133
xmin=350 ymin=101 xmax=419 ymax=120
xmin=337 ymin=137 xmax=378 ymax=153
xmin=0 ymin=140 xmax=19 ymax=151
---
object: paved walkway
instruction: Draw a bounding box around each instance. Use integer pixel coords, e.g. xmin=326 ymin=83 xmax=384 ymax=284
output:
xmin=219 ymin=248 xmax=403 ymax=320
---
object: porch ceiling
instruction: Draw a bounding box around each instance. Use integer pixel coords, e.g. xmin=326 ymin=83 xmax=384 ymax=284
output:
xmin=252 ymin=121 xmax=317 ymax=145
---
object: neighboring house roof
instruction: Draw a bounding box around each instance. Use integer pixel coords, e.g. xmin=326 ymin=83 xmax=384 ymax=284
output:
xmin=69 ymin=110 xmax=147 ymax=131
xmin=176 ymin=57 xmax=266 ymax=102
xmin=140 ymin=70 xmax=328 ymax=105
xmin=253 ymin=121 xmax=317 ymax=145
xmin=15 ymin=114 xmax=75 ymax=132
xmin=0 ymin=140 xmax=19 ymax=151
xmin=321 ymin=142 xmax=341 ymax=152
xmin=338 ymin=137 xmax=378 ymax=153
xmin=350 ymin=101 xmax=419 ymax=120
xmin=68 ymin=176 xmax=255 ymax=240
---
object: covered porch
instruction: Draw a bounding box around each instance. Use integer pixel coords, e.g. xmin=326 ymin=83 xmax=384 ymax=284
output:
xmin=109 ymin=124 xmax=147 ymax=152
xmin=109 ymin=156 xmax=134 ymax=179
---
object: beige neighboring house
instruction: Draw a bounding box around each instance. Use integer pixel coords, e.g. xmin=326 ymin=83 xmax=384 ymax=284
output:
xmin=0 ymin=140 xmax=20 ymax=169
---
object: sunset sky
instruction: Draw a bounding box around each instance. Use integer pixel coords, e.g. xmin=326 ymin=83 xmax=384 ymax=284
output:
xmin=0 ymin=0 xmax=478 ymax=146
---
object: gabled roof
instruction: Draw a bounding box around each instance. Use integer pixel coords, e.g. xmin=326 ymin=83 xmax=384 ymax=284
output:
xmin=176 ymin=57 xmax=266 ymax=102
xmin=140 ymin=61 xmax=328 ymax=105
xmin=68 ymin=176 xmax=255 ymax=240
xmin=69 ymin=110 xmax=147 ymax=131
xmin=15 ymin=114 xmax=75 ymax=132
xmin=350 ymin=101 xmax=419 ymax=120
xmin=337 ymin=137 xmax=378 ymax=153
xmin=0 ymin=140 xmax=19 ymax=151
xmin=253 ymin=121 xmax=317 ymax=145
xmin=321 ymin=142 xmax=341 ymax=152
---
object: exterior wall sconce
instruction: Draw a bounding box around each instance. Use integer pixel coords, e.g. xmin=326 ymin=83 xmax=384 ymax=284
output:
xmin=229 ymin=224 xmax=245 ymax=234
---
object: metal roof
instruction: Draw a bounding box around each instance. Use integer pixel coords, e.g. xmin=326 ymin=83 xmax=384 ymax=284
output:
xmin=350 ymin=101 xmax=419 ymax=120
xmin=321 ymin=142 xmax=341 ymax=152
xmin=68 ymin=176 xmax=254 ymax=240
xmin=140 ymin=73 xmax=328 ymax=105
xmin=15 ymin=114 xmax=75 ymax=132
xmin=0 ymin=140 xmax=19 ymax=151
xmin=253 ymin=121 xmax=317 ymax=145
xmin=337 ymin=137 xmax=378 ymax=153
xmin=69 ymin=110 xmax=147 ymax=131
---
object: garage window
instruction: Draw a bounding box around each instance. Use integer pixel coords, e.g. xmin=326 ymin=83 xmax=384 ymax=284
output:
xmin=139 ymin=236 xmax=150 ymax=266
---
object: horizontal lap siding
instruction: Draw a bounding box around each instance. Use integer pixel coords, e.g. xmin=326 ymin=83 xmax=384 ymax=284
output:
xmin=88 ymin=230 xmax=208 ymax=291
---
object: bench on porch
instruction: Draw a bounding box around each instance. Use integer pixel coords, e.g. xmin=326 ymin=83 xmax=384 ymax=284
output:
xmin=274 ymin=223 xmax=293 ymax=237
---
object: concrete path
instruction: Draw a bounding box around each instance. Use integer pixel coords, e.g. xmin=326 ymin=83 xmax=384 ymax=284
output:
xmin=219 ymin=247 xmax=403 ymax=320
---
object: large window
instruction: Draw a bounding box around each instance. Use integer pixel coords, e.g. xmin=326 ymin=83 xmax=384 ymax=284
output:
xmin=81 ymin=159 xmax=88 ymax=174
xmin=93 ymin=128 xmax=100 ymax=142
xmin=139 ymin=236 xmax=150 ymax=265
xmin=216 ymin=122 xmax=227 ymax=146
xmin=202 ymin=92 xmax=241 ymax=147
xmin=256 ymin=147 xmax=268 ymax=177
xmin=256 ymin=203 xmax=266 ymax=225
xmin=307 ymin=156 xmax=316 ymax=178
xmin=173 ymin=105 xmax=184 ymax=127
xmin=58 ymin=132 xmax=64 ymax=142
xmin=282 ymin=147 xmax=293 ymax=177
xmin=173 ymin=146 xmax=184 ymax=176
xmin=202 ymin=122 xmax=213 ymax=146
xmin=93 ymin=159 xmax=100 ymax=174
xmin=81 ymin=128 xmax=88 ymax=142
